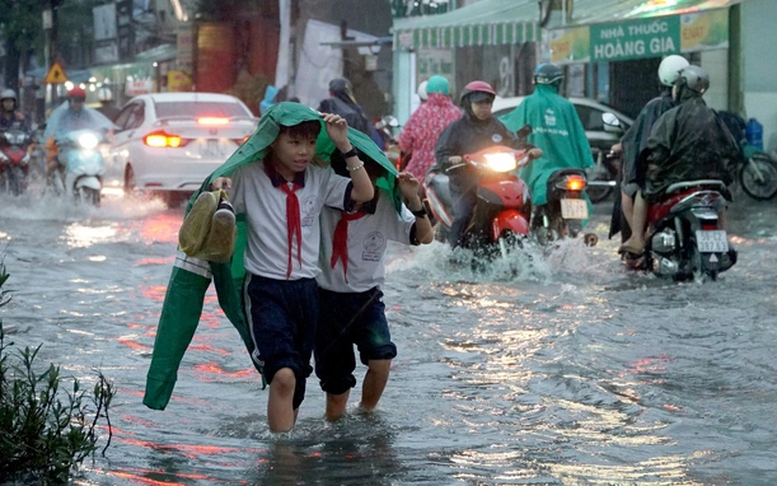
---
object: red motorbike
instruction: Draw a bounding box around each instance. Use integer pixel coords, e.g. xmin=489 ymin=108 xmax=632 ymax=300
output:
xmin=424 ymin=127 xmax=534 ymax=258
xmin=0 ymin=128 xmax=32 ymax=195
xmin=625 ymin=179 xmax=737 ymax=281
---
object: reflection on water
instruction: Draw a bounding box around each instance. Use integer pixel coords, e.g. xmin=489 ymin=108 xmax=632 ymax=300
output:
xmin=3 ymin=196 xmax=777 ymax=485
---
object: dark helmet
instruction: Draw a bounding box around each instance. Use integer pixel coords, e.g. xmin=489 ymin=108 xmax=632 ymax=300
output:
xmin=533 ymin=63 xmax=563 ymax=86
xmin=460 ymin=80 xmax=496 ymax=105
xmin=675 ymin=65 xmax=709 ymax=94
xmin=67 ymin=86 xmax=87 ymax=100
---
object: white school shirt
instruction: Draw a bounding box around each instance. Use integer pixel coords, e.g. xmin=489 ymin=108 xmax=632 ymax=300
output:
xmin=229 ymin=161 xmax=352 ymax=280
xmin=318 ymin=193 xmax=416 ymax=293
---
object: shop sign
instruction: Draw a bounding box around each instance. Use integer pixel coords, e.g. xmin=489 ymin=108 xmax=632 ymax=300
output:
xmin=590 ymin=16 xmax=681 ymax=62
xmin=167 ymin=70 xmax=192 ymax=92
xmin=125 ymin=79 xmax=154 ymax=96
xmin=550 ymin=9 xmax=729 ymax=64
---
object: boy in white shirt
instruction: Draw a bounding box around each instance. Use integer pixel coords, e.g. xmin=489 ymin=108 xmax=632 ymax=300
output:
xmin=315 ymin=154 xmax=434 ymax=421
xmin=210 ymin=112 xmax=374 ymax=433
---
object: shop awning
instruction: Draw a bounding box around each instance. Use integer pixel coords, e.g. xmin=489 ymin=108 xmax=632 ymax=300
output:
xmin=393 ymin=0 xmax=540 ymax=50
xmin=568 ymin=0 xmax=745 ymax=25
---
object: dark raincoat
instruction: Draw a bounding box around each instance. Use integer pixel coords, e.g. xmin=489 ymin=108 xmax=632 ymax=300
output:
xmin=317 ymin=78 xmax=373 ymax=138
xmin=432 ymin=103 xmax=524 ymax=193
xmin=621 ymin=91 xmax=675 ymax=189
xmin=642 ymin=86 xmax=740 ymax=202
xmin=143 ymin=102 xmax=399 ymax=410
xmin=499 ymin=84 xmax=593 ymax=206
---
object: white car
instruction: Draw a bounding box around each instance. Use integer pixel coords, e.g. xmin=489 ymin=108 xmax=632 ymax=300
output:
xmin=492 ymin=96 xmax=634 ymax=153
xmin=106 ymin=92 xmax=258 ymax=204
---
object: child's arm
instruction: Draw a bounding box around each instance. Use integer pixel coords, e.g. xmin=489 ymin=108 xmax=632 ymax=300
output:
xmin=322 ymin=113 xmax=374 ymax=203
xmin=397 ymin=172 xmax=434 ymax=244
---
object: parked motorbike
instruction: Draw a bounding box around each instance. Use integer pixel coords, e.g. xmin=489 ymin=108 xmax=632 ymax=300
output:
xmin=424 ymin=125 xmax=534 ymax=258
xmin=51 ymin=129 xmax=107 ymax=206
xmin=0 ymin=128 xmax=33 ymax=195
xmin=586 ymin=147 xmax=621 ymax=203
xmin=623 ymin=179 xmax=736 ymax=282
xmin=716 ymin=111 xmax=777 ymax=201
xmin=375 ymin=115 xmax=401 ymax=169
xmin=532 ymin=169 xmax=598 ymax=247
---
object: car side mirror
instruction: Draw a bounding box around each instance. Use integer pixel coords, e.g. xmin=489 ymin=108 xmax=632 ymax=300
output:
xmin=602 ymin=112 xmax=621 ymax=132
xmin=516 ymin=124 xmax=532 ymax=139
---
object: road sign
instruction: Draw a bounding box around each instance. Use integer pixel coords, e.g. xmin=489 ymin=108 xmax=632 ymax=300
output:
xmin=43 ymin=61 xmax=68 ymax=84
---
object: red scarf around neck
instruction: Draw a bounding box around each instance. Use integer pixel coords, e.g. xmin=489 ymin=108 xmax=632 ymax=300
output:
xmin=330 ymin=210 xmax=367 ymax=283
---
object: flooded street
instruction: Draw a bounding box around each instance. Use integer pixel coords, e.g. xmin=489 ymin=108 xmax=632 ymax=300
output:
xmin=1 ymin=190 xmax=777 ymax=486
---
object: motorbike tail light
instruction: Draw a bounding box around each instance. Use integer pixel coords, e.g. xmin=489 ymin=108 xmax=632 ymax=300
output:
xmin=701 ymin=223 xmax=717 ymax=230
xmin=197 ymin=117 xmax=230 ymax=126
xmin=145 ymin=131 xmax=183 ymax=148
xmin=565 ymin=175 xmax=586 ymax=191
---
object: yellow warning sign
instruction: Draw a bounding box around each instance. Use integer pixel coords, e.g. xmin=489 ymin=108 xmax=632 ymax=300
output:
xmin=43 ymin=61 xmax=68 ymax=84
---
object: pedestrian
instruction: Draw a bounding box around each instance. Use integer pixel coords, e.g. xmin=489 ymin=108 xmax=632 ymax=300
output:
xmin=315 ymin=153 xmax=434 ymax=421
xmin=143 ymin=102 xmax=380 ymax=434
xmin=398 ymin=75 xmax=461 ymax=184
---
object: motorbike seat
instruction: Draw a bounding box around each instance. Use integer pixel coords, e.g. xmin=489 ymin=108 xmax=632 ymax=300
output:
xmin=427 ymin=172 xmax=453 ymax=209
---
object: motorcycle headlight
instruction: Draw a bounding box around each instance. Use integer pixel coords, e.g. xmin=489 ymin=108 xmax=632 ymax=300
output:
xmin=78 ymin=133 xmax=99 ymax=150
xmin=483 ymin=152 xmax=517 ymax=172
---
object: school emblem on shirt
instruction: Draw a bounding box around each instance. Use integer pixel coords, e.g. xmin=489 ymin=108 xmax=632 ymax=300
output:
xmin=491 ymin=134 xmax=503 ymax=143
xmin=362 ymin=231 xmax=385 ymax=262
xmin=300 ymin=195 xmax=317 ymax=226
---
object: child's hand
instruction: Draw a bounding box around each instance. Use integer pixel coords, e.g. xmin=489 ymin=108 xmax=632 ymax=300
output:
xmin=321 ymin=113 xmax=351 ymax=151
xmin=210 ymin=177 xmax=232 ymax=190
xmin=396 ymin=172 xmax=420 ymax=199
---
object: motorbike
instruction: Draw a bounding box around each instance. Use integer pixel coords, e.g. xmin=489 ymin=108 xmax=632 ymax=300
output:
xmin=531 ymin=169 xmax=598 ymax=247
xmin=374 ymin=115 xmax=402 ymax=169
xmin=424 ymin=125 xmax=534 ymax=258
xmin=0 ymin=128 xmax=33 ymax=195
xmin=623 ymin=179 xmax=736 ymax=282
xmin=586 ymin=147 xmax=621 ymax=203
xmin=51 ymin=129 xmax=107 ymax=206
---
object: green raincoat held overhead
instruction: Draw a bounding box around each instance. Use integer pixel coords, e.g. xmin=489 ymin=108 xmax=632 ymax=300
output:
xmin=499 ymin=84 xmax=594 ymax=206
xmin=143 ymin=102 xmax=400 ymax=410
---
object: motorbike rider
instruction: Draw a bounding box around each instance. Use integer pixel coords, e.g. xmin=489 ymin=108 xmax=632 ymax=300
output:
xmin=619 ymin=66 xmax=740 ymax=256
xmin=612 ymin=55 xmax=689 ymax=238
xmin=398 ymin=75 xmax=461 ymax=185
xmin=500 ymin=63 xmax=593 ymax=224
xmin=432 ymin=80 xmax=542 ymax=248
xmin=43 ymin=86 xmax=113 ymax=182
xmin=95 ymin=86 xmax=121 ymax=122
xmin=317 ymin=77 xmax=384 ymax=148
xmin=0 ymin=89 xmax=32 ymax=134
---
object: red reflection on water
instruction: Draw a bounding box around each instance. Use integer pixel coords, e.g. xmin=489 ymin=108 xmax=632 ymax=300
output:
xmin=135 ymin=256 xmax=176 ymax=266
xmin=140 ymin=285 xmax=168 ymax=302
xmin=193 ymin=362 xmax=255 ymax=381
xmin=116 ymin=337 xmax=151 ymax=351
xmin=189 ymin=344 xmax=230 ymax=355
xmin=139 ymin=212 xmax=182 ymax=244
xmin=108 ymin=471 xmax=187 ymax=486
xmin=121 ymin=414 xmax=158 ymax=428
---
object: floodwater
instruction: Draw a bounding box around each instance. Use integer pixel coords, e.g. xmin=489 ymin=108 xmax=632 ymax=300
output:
xmin=1 ymin=189 xmax=776 ymax=486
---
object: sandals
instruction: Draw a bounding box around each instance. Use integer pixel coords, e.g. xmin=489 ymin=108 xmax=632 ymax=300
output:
xmin=618 ymin=241 xmax=645 ymax=257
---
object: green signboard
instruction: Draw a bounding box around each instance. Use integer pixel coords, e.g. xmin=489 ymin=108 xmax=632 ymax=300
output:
xmin=590 ymin=16 xmax=681 ymax=62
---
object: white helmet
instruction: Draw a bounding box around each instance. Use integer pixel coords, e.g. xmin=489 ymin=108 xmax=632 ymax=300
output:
xmin=417 ymin=80 xmax=428 ymax=101
xmin=97 ymin=86 xmax=113 ymax=102
xmin=658 ymin=55 xmax=690 ymax=87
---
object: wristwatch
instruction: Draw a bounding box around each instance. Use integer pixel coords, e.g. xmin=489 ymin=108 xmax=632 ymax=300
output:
xmin=410 ymin=206 xmax=427 ymax=218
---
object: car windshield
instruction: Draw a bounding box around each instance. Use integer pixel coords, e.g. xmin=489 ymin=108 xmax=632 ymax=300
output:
xmin=154 ymin=101 xmax=249 ymax=119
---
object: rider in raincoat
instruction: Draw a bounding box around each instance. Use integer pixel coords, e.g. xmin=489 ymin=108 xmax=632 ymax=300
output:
xmin=143 ymin=102 xmax=400 ymax=410
xmin=43 ymin=86 xmax=113 ymax=180
xmin=500 ymin=64 xmax=593 ymax=208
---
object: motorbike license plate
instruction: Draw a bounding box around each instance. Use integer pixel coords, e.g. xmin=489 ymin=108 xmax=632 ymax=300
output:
xmin=560 ymin=198 xmax=588 ymax=219
xmin=695 ymin=230 xmax=728 ymax=253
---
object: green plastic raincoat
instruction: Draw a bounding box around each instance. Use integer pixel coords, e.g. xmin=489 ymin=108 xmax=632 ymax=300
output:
xmin=499 ymin=84 xmax=594 ymax=206
xmin=143 ymin=102 xmax=399 ymax=410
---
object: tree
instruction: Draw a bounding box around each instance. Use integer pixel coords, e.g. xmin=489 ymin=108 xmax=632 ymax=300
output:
xmin=0 ymin=0 xmax=51 ymax=89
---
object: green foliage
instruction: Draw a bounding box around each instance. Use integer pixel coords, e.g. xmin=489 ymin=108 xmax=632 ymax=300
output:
xmin=0 ymin=262 xmax=115 ymax=485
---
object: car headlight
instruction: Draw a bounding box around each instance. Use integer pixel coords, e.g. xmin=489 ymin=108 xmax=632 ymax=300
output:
xmin=78 ymin=133 xmax=99 ymax=150
xmin=483 ymin=152 xmax=517 ymax=172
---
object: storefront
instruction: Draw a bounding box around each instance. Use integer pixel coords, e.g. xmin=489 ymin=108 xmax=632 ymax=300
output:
xmin=391 ymin=0 xmax=540 ymax=123
xmin=545 ymin=0 xmax=744 ymax=118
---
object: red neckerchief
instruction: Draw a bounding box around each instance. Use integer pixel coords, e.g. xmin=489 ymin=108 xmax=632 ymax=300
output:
xmin=279 ymin=182 xmax=303 ymax=278
xmin=330 ymin=210 xmax=367 ymax=283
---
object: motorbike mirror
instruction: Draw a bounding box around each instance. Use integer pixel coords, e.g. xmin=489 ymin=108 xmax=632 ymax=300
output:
xmin=602 ymin=112 xmax=621 ymax=131
xmin=383 ymin=115 xmax=399 ymax=128
xmin=516 ymin=124 xmax=532 ymax=139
